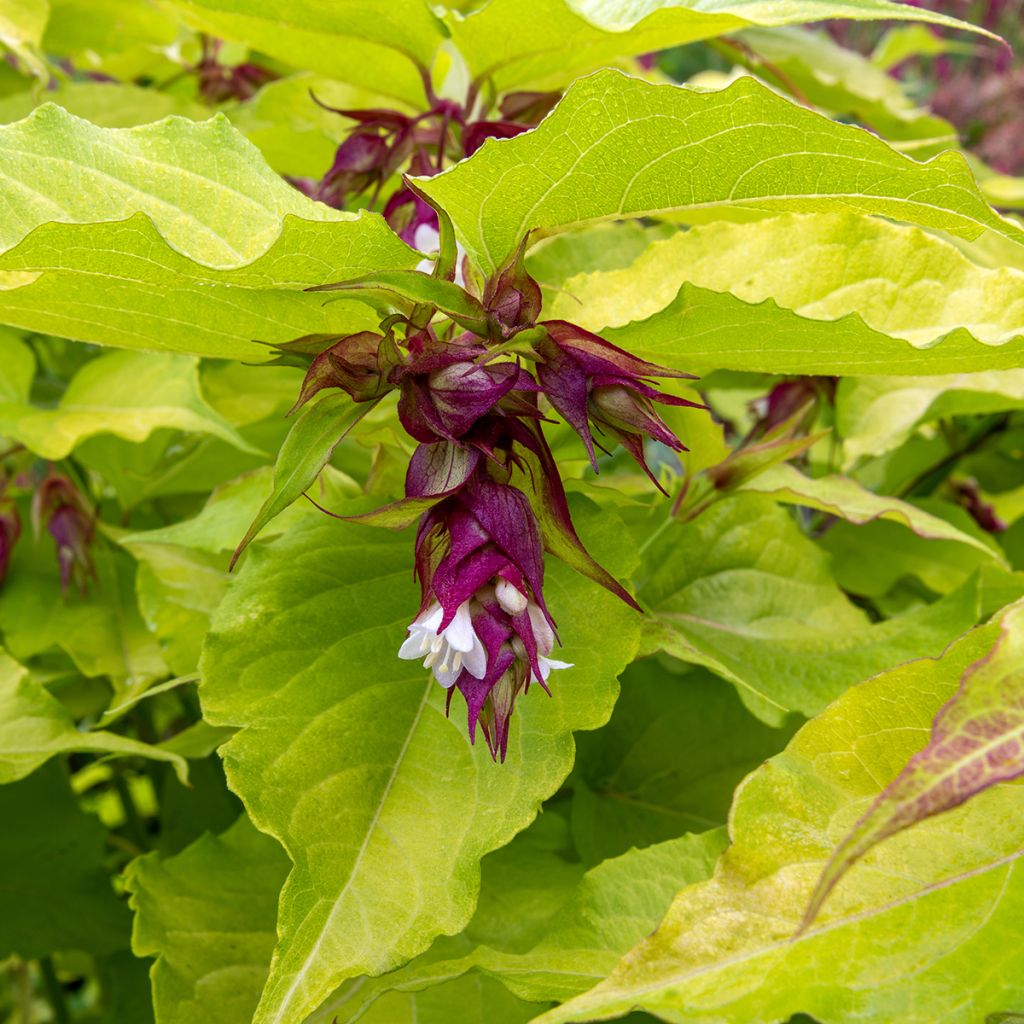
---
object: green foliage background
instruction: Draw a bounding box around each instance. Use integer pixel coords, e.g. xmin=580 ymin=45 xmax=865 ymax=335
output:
xmin=0 ymin=2 xmax=1022 ymax=1023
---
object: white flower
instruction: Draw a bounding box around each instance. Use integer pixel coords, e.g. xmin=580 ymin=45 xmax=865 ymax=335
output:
xmin=398 ymin=600 xmax=486 ymax=688
xmin=413 ymin=223 xmax=466 ymax=286
xmin=525 ymin=603 xmax=572 ymax=685
xmin=495 ymin=577 xmax=529 ymax=615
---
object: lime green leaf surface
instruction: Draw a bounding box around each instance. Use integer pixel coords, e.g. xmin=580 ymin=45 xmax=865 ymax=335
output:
xmin=0 ymin=649 xmax=187 ymax=784
xmin=737 ymin=28 xmax=958 ymax=152
xmin=127 ymin=814 xmax=290 ymax=1024
xmin=537 ymin=613 xmax=1024 ymax=1024
xmin=0 ymin=106 xmax=417 ymax=360
xmin=333 ymin=829 xmax=726 ymax=1019
xmin=547 ymin=213 xmax=1024 ymax=376
xmin=0 ymin=351 xmax=253 ymax=458
xmin=419 ymin=71 xmax=1024 ymax=273
xmin=0 ymin=105 xmax=342 ymax=265
xmin=231 ymin=394 xmax=374 ymax=567
xmin=0 ymin=762 xmax=131 ymax=959
xmin=447 ymin=0 xmax=990 ymax=96
xmin=0 ymin=329 xmax=33 ymax=401
xmin=806 ymin=598 xmax=1024 ymax=925
xmin=639 ymin=494 xmax=981 ymax=723
xmin=199 ymin=501 xmax=639 ymax=1024
xmin=739 ymin=464 xmax=1002 ymax=561
xmin=0 ymin=0 xmax=48 ymax=75
xmin=0 ymin=541 xmax=167 ymax=695
xmin=837 ymin=371 xmax=1024 ymax=463
xmin=572 ymin=662 xmax=797 ymax=864
xmin=163 ymin=0 xmax=443 ymax=104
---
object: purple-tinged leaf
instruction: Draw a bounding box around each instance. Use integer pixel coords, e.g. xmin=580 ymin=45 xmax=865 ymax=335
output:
xmin=803 ymin=598 xmax=1024 ymax=928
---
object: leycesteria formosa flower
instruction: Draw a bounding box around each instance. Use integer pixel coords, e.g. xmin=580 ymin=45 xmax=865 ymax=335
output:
xmin=399 ymin=473 xmax=571 ymax=761
xmin=31 ymin=473 xmax=96 ymax=594
xmin=280 ymin=133 xmax=702 ymax=757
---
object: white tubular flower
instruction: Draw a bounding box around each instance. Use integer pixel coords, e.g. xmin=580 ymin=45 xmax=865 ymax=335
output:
xmin=398 ymin=601 xmax=486 ymax=688
xmin=526 ymin=603 xmax=572 ymax=684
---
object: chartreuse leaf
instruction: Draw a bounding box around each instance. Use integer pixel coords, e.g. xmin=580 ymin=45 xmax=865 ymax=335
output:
xmin=354 ymin=975 xmax=541 ymax=1024
xmin=199 ymin=500 xmax=640 ymax=1024
xmin=638 ymin=494 xmax=981 ymax=723
xmin=163 ymin=0 xmax=443 ymax=104
xmin=0 ymin=351 xmax=254 ymax=459
xmin=328 ymin=829 xmax=726 ymax=1021
xmin=0 ymin=762 xmax=131 ymax=959
xmin=571 ymin=662 xmax=797 ymax=864
xmin=230 ymin=393 xmax=377 ymax=568
xmin=806 ymin=598 xmax=1024 ymax=925
xmin=418 ymin=71 xmax=1024 ymax=275
xmin=546 ymin=213 xmax=1024 ymax=376
xmin=0 ymin=80 xmax=210 ymax=127
xmin=0 ymin=649 xmax=188 ymax=784
xmin=126 ymin=814 xmax=290 ymax=1024
xmin=837 ymin=371 xmax=1024 ymax=464
xmin=0 ymin=0 xmax=48 ymax=75
xmin=737 ymin=28 xmax=958 ymax=153
xmin=0 ymin=538 xmax=167 ymax=695
xmin=0 ymin=328 xmax=33 ymax=401
xmin=0 ymin=105 xmax=418 ymax=360
xmin=446 ymin=0 xmax=991 ymax=96
xmin=739 ymin=464 xmax=1002 ymax=562
xmin=536 ymin=612 xmax=1024 ymax=1024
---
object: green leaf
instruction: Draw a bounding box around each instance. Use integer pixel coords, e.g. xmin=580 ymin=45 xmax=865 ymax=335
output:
xmin=230 ymin=393 xmax=376 ymax=568
xmin=0 ymin=762 xmax=131 ymax=959
xmin=805 ymin=597 xmax=1024 ymax=926
xmin=0 ymin=540 xmax=168 ymax=696
xmin=546 ymin=213 xmax=1024 ymax=376
xmin=419 ymin=71 xmax=1024 ymax=274
xmin=737 ymin=28 xmax=958 ymax=154
xmin=0 ymin=0 xmax=48 ymax=76
xmin=446 ymin=0 xmax=990 ymax=96
xmin=0 ymin=648 xmax=188 ymax=784
xmin=536 ymin=613 xmax=1024 ymax=1024
xmin=163 ymin=0 xmax=443 ymax=104
xmin=0 ymin=80 xmax=210 ymax=127
xmin=0 ymin=106 xmax=417 ymax=360
xmin=0 ymin=327 xmax=34 ymax=401
xmin=199 ymin=500 xmax=640 ymax=1024
xmin=354 ymin=974 xmax=543 ymax=1024
xmin=127 ymin=814 xmax=290 ymax=1024
xmin=571 ymin=661 xmax=797 ymax=864
xmin=837 ymin=371 xmax=1024 ymax=464
xmin=331 ymin=829 xmax=727 ymax=1019
xmin=0 ymin=351 xmax=255 ymax=458
xmin=0 ymin=104 xmax=343 ymax=265
xmin=871 ymin=23 xmax=977 ymax=71
xmin=639 ymin=494 xmax=982 ymax=723
xmin=739 ymin=464 xmax=1002 ymax=562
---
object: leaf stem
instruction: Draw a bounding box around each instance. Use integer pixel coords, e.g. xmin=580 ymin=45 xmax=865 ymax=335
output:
xmin=111 ymin=769 xmax=150 ymax=851
xmin=38 ymin=957 xmax=70 ymax=1024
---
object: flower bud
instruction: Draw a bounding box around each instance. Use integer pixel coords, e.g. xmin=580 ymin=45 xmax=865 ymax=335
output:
xmin=0 ymin=499 xmax=20 ymax=586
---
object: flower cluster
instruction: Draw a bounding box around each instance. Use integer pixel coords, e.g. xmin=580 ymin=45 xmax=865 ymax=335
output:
xmin=194 ymin=37 xmax=276 ymax=104
xmin=284 ymin=239 xmax=700 ymax=761
xmin=292 ymin=76 xmax=558 ymax=265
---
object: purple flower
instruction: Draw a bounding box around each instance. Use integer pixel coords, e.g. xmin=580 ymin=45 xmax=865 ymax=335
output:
xmin=537 ymin=320 xmax=702 ymax=489
xmin=31 ymin=474 xmax=95 ymax=595
xmin=289 ymin=331 xmax=400 ymax=412
xmin=397 ymin=472 xmax=572 ymax=761
xmin=0 ymin=498 xmax=20 ymax=585
xmin=195 ymin=38 xmax=276 ymax=104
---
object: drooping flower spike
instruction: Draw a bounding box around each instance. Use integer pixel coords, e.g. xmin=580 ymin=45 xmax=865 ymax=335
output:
xmin=286 ymin=225 xmax=700 ymax=760
xmin=31 ymin=473 xmax=96 ymax=595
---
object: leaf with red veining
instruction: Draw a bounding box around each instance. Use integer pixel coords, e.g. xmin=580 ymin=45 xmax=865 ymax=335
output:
xmin=804 ymin=599 xmax=1024 ymax=927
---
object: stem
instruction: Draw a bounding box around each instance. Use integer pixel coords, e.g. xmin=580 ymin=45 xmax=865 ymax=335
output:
xmin=38 ymin=957 xmax=70 ymax=1024
xmin=12 ymin=959 xmax=32 ymax=1024
xmin=897 ymin=413 xmax=1011 ymax=499
xmin=110 ymin=769 xmax=149 ymax=851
